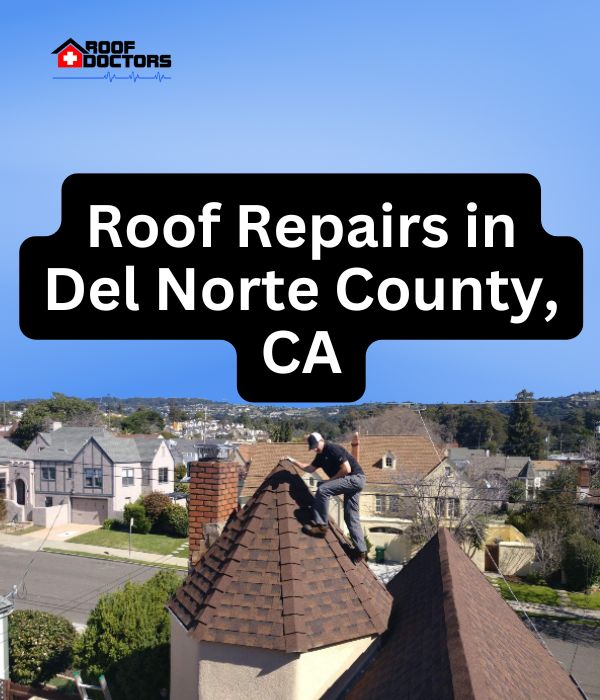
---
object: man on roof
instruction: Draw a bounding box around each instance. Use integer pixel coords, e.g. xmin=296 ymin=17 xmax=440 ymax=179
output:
xmin=287 ymin=432 xmax=367 ymax=562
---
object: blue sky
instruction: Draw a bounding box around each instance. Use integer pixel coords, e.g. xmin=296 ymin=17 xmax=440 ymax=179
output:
xmin=2 ymin=1 xmax=598 ymax=404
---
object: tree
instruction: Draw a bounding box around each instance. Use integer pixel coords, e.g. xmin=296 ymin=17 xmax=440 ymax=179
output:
xmin=74 ymin=571 xmax=180 ymax=700
xmin=142 ymin=492 xmax=172 ymax=527
xmin=406 ymin=466 xmax=502 ymax=549
xmin=503 ymin=390 xmax=545 ymax=458
xmin=269 ymin=421 xmax=293 ymax=442
xmin=563 ymin=534 xmax=600 ymax=591
xmin=9 ymin=610 xmax=76 ymax=686
xmin=12 ymin=392 xmax=100 ymax=448
xmin=123 ymin=502 xmax=151 ymax=534
xmin=120 ymin=408 xmax=165 ymax=434
xmin=168 ymin=403 xmax=187 ymax=424
xmin=529 ymin=527 xmax=564 ymax=583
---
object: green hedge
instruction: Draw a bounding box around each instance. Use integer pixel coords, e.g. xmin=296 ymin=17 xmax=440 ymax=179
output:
xmin=74 ymin=570 xmax=180 ymax=700
xmin=563 ymin=534 xmax=600 ymax=591
xmin=9 ymin=610 xmax=76 ymax=686
xmin=123 ymin=502 xmax=151 ymax=534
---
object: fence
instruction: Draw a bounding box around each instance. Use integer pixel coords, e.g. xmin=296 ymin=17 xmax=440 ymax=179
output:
xmin=0 ymin=679 xmax=73 ymax=700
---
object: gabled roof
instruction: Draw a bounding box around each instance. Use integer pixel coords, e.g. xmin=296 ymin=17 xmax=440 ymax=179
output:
xmin=344 ymin=528 xmax=581 ymax=700
xmin=239 ymin=435 xmax=441 ymax=497
xmin=51 ymin=38 xmax=88 ymax=54
xmin=169 ymin=462 xmax=392 ymax=653
xmin=518 ymin=461 xmax=536 ymax=479
xmin=93 ymin=436 xmax=140 ymax=463
xmin=0 ymin=438 xmax=27 ymax=460
xmin=132 ymin=437 xmax=165 ymax=462
xmin=26 ymin=427 xmax=110 ymax=461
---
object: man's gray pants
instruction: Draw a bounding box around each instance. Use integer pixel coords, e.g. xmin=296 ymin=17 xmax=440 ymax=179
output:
xmin=313 ymin=473 xmax=367 ymax=552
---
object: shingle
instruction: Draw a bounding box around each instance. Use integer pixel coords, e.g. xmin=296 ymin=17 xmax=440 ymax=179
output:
xmin=345 ymin=529 xmax=582 ymax=700
xmin=0 ymin=438 xmax=27 ymax=460
xmin=169 ymin=462 xmax=393 ymax=652
xmin=239 ymin=436 xmax=441 ymax=497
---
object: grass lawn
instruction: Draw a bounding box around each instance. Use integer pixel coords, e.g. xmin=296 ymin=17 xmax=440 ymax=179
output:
xmin=567 ymin=591 xmax=600 ymax=610
xmin=494 ymin=578 xmax=561 ymax=606
xmin=66 ymin=528 xmax=187 ymax=555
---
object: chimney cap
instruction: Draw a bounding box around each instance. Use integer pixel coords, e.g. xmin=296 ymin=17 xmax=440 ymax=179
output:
xmin=194 ymin=442 xmax=234 ymax=461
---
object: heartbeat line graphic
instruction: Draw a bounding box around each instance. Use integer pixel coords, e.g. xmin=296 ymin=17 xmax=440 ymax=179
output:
xmin=53 ymin=71 xmax=172 ymax=83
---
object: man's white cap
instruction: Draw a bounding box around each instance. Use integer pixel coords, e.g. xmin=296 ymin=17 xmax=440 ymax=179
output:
xmin=307 ymin=432 xmax=324 ymax=450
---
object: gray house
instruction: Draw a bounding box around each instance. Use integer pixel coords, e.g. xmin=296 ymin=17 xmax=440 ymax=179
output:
xmin=26 ymin=427 xmax=174 ymax=524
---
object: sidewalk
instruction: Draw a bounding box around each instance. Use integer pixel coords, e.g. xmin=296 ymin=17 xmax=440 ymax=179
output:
xmin=0 ymin=525 xmax=188 ymax=568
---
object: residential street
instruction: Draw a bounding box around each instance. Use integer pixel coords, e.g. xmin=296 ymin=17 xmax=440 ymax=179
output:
xmin=0 ymin=546 xmax=183 ymax=626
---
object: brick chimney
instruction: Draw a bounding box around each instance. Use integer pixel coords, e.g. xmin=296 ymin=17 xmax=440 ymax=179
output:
xmin=351 ymin=431 xmax=360 ymax=462
xmin=188 ymin=460 xmax=238 ymax=567
xmin=577 ymin=465 xmax=590 ymax=501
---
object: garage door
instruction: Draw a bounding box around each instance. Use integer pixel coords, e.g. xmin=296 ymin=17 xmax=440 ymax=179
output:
xmin=71 ymin=497 xmax=108 ymax=525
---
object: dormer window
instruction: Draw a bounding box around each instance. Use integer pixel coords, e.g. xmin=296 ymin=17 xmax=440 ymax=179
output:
xmin=383 ymin=452 xmax=396 ymax=469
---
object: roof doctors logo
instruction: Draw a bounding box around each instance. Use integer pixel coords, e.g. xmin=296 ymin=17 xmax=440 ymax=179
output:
xmin=51 ymin=38 xmax=172 ymax=83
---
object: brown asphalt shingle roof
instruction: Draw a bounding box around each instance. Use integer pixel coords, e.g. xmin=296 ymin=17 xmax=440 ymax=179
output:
xmin=345 ymin=528 xmax=581 ymax=700
xmin=239 ymin=436 xmax=441 ymax=497
xmin=169 ymin=461 xmax=392 ymax=653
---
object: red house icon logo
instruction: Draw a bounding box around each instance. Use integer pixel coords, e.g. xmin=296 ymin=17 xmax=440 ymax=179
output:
xmin=51 ymin=38 xmax=88 ymax=68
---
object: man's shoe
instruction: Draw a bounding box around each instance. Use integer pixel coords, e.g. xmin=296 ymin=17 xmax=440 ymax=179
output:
xmin=350 ymin=548 xmax=368 ymax=563
xmin=302 ymin=523 xmax=327 ymax=538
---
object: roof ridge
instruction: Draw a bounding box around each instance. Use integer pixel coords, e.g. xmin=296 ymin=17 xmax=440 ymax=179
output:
xmin=170 ymin=462 xmax=392 ymax=653
xmin=437 ymin=529 xmax=479 ymax=700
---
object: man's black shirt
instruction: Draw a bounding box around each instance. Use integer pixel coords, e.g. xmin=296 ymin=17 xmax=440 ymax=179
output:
xmin=312 ymin=442 xmax=364 ymax=479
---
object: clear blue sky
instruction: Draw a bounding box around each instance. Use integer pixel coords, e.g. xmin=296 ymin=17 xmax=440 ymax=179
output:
xmin=2 ymin=1 xmax=598 ymax=405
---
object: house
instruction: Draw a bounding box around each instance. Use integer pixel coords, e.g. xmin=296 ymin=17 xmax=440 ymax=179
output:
xmin=51 ymin=38 xmax=88 ymax=69
xmin=25 ymin=426 xmax=174 ymax=524
xmin=168 ymin=458 xmax=581 ymax=700
xmin=0 ymin=438 xmax=33 ymax=522
xmin=166 ymin=438 xmax=202 ymax=469
xmin=237 ymin=434 xmax=455 ymax=562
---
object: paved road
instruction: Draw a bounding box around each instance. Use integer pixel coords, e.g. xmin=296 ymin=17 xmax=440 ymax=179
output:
xmin=0 ymin=546 xmax=183 ymax=626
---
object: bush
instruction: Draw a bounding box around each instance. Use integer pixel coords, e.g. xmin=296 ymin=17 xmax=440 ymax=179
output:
xmin=563 ymin=534 xmax=600 ymax=591
xmin=159 ymin=503 xmax=188 ymax=537
xmin=102 ymin=518 xmax=121 ymax=531
xmin=123 ymin=502 xmax=151 ymax=534
xmin=73 ymin=570 xmax=181 ymax=700
xmin=142 ymin=492 xmax=172 ymax=526
xmin=174 ymin=463 xmax=187 ymax=481
xmin=9 ymin=610 xmax=76 ymax=686
xmin=0 ymin=496 xmax=6 ymax=522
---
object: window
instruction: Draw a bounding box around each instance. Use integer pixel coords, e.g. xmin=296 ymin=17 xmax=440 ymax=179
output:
xmin=435 ymin=497 xmax=460 ymax=519
xmin=383 ymin=452 xmax=396 ymax=469
xmin=122 ymin=468 xmax=134 ymax=487
xmin=158 ymin=468 xmax=169 ymax=484
xmin=44 ymin=496 xmax=53 ymax=507
xmin=0 ymin=474 xmax=6 ymax=496
xmin=388 ymin=495 xmax=400 ymax=513
xmin=41 ymin=466 xmax=56 ymax=481
xmin=66 ymin=467 xmax=73 ymax=480
xmin=375 ymin=495 xmax=400 ymax=513
xmin=84 ymin=468 xmax=102 ymax=489
xmin=448 ymin=498 xmax=460 ymax=518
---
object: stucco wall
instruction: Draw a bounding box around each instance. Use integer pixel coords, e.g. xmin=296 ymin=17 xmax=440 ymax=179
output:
xmin=498 ymin=541 xmax=535 ymax=576
xmin=111 ymin=462 xmax=143 ymax=516
xmin=170 ymin=618 xmax=201 ymax=700
xmin=32 ymin=502 xmax=70 ymax=527
xmin=170 ymin=614 xmax=375 ymax=700
xmin=153 ymin=442 xmax=175 ymax=493
xmin=296 ymin=635 xmax=375 ymax=699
